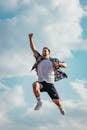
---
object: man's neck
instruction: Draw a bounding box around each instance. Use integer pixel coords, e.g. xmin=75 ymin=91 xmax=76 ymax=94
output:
xmin=44 ymin=56 xmax=50 ymax=60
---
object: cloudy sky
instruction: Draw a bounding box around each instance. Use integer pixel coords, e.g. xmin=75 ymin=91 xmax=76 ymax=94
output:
xmin=0 ymin=0 xmax=87 ymax=130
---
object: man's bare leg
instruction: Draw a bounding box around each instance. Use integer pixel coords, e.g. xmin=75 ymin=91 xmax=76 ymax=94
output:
xmin=53 ymin=99 xmax=65 ymax=115
xmin=32 ymin=82 xmax=42 ymax=110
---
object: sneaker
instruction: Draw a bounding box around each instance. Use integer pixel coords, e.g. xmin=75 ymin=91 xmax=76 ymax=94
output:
xmin=34 ymin=101 xmax=42 ymax=110
xmin=59 ymin=107 xmax=65 ymax=115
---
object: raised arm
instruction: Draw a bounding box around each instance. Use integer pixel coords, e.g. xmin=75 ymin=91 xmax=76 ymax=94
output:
xmin=28 ymin=33 xmax=37 ymax=55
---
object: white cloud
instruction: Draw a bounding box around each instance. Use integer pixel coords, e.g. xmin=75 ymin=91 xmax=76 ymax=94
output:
xmin=84 ymin=6 xmax=87 ymax=11
xmin=70 ymin=79 xmax=87 ymax=100
xmin=0 ymin=0 xmax=19 ymax=11
xmin=0 ymin=83 xmax=87 ymax=130
xmin=0 ymin=83 xmax=26 ymax=109
xmin=50 ymin=0 xmax=60 ymax=9
xmin=0 ymin=82 xmax=26 ymax=125
xmin=0 ymin=82 xmax=9 ymax=91
xmin=42 ymin=0 xmax=85 ymax=58
xmin=0 ymin=51 xmax=35 ymax=78
xmin=20 ymin=98 xmax=87 ymax=130
xmin=0 ymin=111 xmax=10 ymax=125
xmin=0 ymin=1 xmax=87 ymax=130
xmin=7 ymin=85 xmax=26 ymax=107
xmin=0 ymin=0 xmax=30 ymax=11
xmin=0 ymin=0 xmax=86 ymax=77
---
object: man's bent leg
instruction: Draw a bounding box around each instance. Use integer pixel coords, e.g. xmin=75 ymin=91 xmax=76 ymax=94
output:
xmin=33 ymin=82 xmax=41 ymax=97
xmin=43 ymin=82 xmax=65 ymax=115
xmin=32 ymin=82 xmax=42 ymax=110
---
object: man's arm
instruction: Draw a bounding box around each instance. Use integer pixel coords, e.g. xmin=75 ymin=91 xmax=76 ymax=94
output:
xmin=59 ymin=62 xmax=67 ymax=68
xmin=53 ymin=61 xmax=67 ymax=68
xmin=28 ymin=33 xmax=37 ymax=56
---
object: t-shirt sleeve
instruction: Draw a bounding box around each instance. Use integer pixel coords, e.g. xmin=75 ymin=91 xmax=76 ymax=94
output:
xmin=34 ymin=50 xmax=42 ymax=61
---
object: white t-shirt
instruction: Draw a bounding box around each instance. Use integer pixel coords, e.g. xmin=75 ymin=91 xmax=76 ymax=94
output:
xmin=37 ymin=59 xmax=54 ymax=84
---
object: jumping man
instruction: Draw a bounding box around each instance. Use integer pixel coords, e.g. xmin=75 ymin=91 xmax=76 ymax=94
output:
xmin=28 ymin=33 xmax=67 ymax=115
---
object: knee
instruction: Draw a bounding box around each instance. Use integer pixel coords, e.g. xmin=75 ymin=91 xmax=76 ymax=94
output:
xmin=32 ymin=82 xmax=40 ymax=90
xmin=53 ymin=99 xmax=62 ymax=106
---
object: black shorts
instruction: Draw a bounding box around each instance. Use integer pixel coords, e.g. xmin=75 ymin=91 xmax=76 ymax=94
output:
xmin=39 ymin=81 xmax=59 ymax=100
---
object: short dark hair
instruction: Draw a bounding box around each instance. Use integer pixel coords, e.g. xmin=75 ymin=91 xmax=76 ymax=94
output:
xmin=43 ymin=47 xmax=51 ymax=53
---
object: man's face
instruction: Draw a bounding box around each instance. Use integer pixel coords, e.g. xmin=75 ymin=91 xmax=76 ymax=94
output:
xmin=42 ymin=48 xmax=50 ymax=58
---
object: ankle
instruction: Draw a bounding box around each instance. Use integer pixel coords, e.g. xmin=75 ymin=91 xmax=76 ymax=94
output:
xmin=36 ymin=96 xmax=41 ymax=102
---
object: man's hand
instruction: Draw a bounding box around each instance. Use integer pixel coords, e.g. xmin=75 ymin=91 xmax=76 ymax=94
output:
xmin=59 ymin=62 xmax=67 ymax=68
xmin=28 ymin=33 xmax=36 ymax=55
xmin=53 ymin=62 xmax=67 ymax=68
xmin=29 ymin=33 xmax=33 ymax=38
xmin=53 ymin=62 xmax=59 ymax=68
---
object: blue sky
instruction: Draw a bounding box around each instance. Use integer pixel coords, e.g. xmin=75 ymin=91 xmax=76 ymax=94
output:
xmin=0 ymin=0 xmax=87 ymax=130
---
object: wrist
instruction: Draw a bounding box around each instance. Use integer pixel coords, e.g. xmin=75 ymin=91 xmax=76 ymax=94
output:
xmin=29 ymin=33 xmax=33 ymax=38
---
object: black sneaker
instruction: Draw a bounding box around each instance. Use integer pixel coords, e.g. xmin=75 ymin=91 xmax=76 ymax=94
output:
xmin=59 ymin=107 xmax=65 ymax=115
